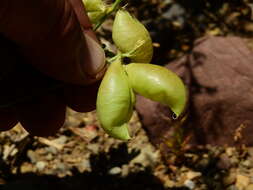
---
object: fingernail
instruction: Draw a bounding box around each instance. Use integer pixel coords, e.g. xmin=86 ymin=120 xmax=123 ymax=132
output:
xmin=82 ymin=33 xmax=106 ymax=78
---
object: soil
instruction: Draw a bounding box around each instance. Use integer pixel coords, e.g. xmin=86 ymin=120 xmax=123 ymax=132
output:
xmin=1 ymin=110 xmax=253 ymax=190
xmin=1 ymin=0 xmax=253 ymax=190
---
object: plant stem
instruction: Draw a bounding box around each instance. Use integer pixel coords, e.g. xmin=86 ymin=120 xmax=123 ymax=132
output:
xmin=107 ymin=53 xmax=122 ymax=64
xmin=94 ymin=0 xmax=124 ymax=31
xmin=121 ymin=40 xmax=145 ymax=58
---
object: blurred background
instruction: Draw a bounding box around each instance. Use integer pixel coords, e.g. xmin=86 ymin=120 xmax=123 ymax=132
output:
xmin=1 ymin=0 xmax=253 ymax=190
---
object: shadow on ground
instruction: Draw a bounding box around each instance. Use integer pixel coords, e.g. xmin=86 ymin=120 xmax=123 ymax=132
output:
xmin=1 ymin=170 xmax=165 ymax=190
xmin=0 ymin=143 xmax=191 ymax=190
xmin=0 ymin=166 xmax=186 ymax=190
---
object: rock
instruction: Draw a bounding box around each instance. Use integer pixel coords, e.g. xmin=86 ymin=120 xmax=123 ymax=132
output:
xmin=250 ymin=174 xmax=253 ymax=183
xmin=162 ymin=3 xmax=186 ymax=25
xmin=121 ymin=164 xmax=129 ymax=177
xmin=36 ymin=161 xmax=46 ymax=171
xmin=83 ymin=125 xmax=99 ymax=141
xmin=3 ymin=144 xmax=15 ymax=161
xmin=27 ymin=150 xmax=39 ymax=164
xmin=186 ymin=171 xmax=201 ymax=180
xmin=226 ymin=148 xmax=236 ymax=157
xmin=247 ymin=148 xmax=253 ymax=157
xmin=58 ymin=163 xmax=67 ymax=171
xmin=45 ymin=153 xmax=53 ymax=161
xmin=45 ymin=147 xmax=58 ymax=154
xmin=184 ymin=179 xmax=195 ymax=190
xmin=20 ymin=163 xmax=34 ymax=173
xmin=87 ymin=144 xmax=100 ymax=154
xmin=230 ymin=157 xmax=240 ymax=166
xmin=164 ymin=179 xmax=175 ymax=188
xmin=108 ymin=167 xmax=122 ymax=175
xmin=11 ymin=148 xmax=18 ymax=157
xmin=245 ymin=184 xmax=253 ymax=190
xmin=130 ymin=144 xmax=159 ymax=167
xmin=53 ymin=136 xmax=68 ymax=145
xmin=227 ymin=185 xmax=239 ymax=190
xmin=70 ymin=125 xmax=98 ymax=142
xmin=236 ymin=175 xmax=250 ymax=190
xmin=217 ymin=153 xmax=232 ymax=170
xmin=77 ymin=160 xmax=91 ymax=173
xmin=66 ymin=115 xmax=81 ymax=127
xmin=241 ymin=160 xmax=252 ymax=168
xmin=196 ymin=157 xmax=210 ymax=169
xmin=223 ymin=173 xmax=237 ymax=186
xmin=135 ymin=36 xmax=253 ymax=152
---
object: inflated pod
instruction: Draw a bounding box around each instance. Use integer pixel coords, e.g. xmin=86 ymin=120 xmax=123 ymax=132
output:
xmin=112 ymin=10 xmax=153 ymax=63
xmin=125 ymin=63 xmax=187 ymax=117
xmin=83 ymin=0 xmax=105 ymax=12
xmin=96 ymin=58 xmax=134 ymax=140
xmin=83 ymin=0 xmax=106 ymax=24
xmin=88 ymin=12 xmax=106 ymax=24
xmin=106 ymin=123 xmax=130 ymax=140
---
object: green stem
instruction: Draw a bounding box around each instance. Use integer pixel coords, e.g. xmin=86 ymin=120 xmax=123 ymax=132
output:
xmin=107 ymin=53 xmax=122 ymax=64
xmin=94 ymin=0 xmax=124 ymax=31
xmin=121 ymin=40 xmax=145 ymax=58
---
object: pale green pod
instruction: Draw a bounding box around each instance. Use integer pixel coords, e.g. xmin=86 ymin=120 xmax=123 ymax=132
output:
xmin=83 ymin=0 xmax=105 ymax=12
xmin=87 ymin=12 xmax=106 ymax=24
xmin=96 ymin=59 xmax=134 ymax=140
xmin=82 ymin=0 xmax=106 ymax=24
xmin=112 ymin=10 xmax=153 ymax=63
xmin=106 ymin=124 xmax=131 ymax=140
xmin=125 ymin=63 xmax=187 ymax=117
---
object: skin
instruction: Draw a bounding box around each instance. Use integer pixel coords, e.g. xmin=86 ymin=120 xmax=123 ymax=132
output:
xmin=0 ymin=0 xmax=106 ymax=136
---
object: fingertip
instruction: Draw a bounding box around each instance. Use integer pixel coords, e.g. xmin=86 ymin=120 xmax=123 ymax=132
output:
xmin=63 ymin=80 xmax=101 ymax=112
xmin=68 ymin=0 xmax=93 ymax=31
xmin=15 ymin=93 xmax=66 ymax=137
xmin=0 ymin=109 xmax=19 ymax=132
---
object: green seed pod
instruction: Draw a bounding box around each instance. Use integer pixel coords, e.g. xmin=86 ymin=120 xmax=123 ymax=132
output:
xmin=87 ymin=12 xmax=106 ymax=24
xmin=112 ymin=10 xmax=153 ymax=63
xmin=125 ymin=63 xmax=187 ymax=117
xmin=106 ymin=124 xmax=130 ymax=140
xmin=96 ymin=58 xmax=135 ymax=140
xmin=83 ymin=0 xmax=105 ymax=12
xmin=83 ymin=0 xmax=106 ymax=24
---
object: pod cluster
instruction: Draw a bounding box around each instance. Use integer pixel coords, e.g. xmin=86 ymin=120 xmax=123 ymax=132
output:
xmin=82 ymin=0 xmax=107 ymax=24
xmin=96 ymin=10 xmax=187 ymax=140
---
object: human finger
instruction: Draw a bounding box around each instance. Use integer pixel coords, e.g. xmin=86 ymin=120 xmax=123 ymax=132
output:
xmin=0 ymin=0 xmax=105 ymax=85
xmin=15 ymin=92 xmax=66 ymax=137
xmin=0 ymin=109 xmax=18 ymax=132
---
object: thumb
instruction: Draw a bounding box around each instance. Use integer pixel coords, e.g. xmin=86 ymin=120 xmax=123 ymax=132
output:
xmin=0 ymin=0 xmax=105 ymax=85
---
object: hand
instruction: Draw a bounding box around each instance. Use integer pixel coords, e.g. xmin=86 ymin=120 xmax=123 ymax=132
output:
xmin=0 ymin=0 xmax=106 ymax=136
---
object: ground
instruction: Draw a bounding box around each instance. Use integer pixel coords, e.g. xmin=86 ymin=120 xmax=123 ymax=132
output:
xmin=1 ymin=0 xmax=253 ymax=190
xmin=1 ymin=110 xmax=253 ymax=190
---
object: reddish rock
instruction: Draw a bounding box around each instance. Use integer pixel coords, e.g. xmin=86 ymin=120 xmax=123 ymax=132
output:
xmin=136 ymin=36 xmax=253 ymax=148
